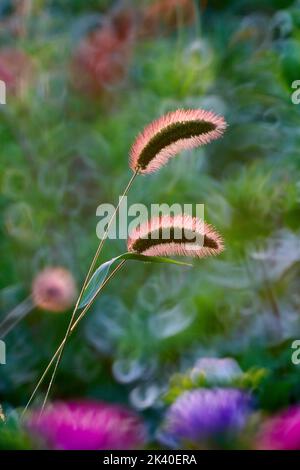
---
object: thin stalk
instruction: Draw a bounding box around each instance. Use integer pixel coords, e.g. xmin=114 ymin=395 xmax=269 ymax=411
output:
xmin=22 ymin=259 xmax=126 ymax=418
xmin=40 ymin=171 xmax=138 ymax=411
xmin=0 ymin=296 xmax=33 ymax=339
xmin=260 ymin=259 xmax=281 ymax=319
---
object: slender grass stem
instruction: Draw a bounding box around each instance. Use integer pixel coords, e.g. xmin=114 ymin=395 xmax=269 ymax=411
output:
xmin=24 ymin=170 xmax=137 ymax=413
xmin=0 ymin=296 xmax=33 ymax=339
xmin=39 ymin=170 xmax=138 ymax=411
xmin=22 ymin=259 xmax=126 ymax=418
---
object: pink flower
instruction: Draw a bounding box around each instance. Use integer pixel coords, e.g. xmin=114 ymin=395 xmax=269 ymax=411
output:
xmin=71 ymin=10 xmax=134 ymax=99
xmin=32 ymin=268 xmax=77 ymax=313
xmin=26 ymin=400 xmax=147 ymax=450
xmin=141 ymin=0 xmax=197 ymax=37
xmin=127 ymin=214 xmax=224 ymax=258
xmin=257 ymin=406 xmax=300 ymax=450
xmin=0 ymin=48 xmax=34 ymax=97
xmin=130 ymin=109 xmax=226 ymax=174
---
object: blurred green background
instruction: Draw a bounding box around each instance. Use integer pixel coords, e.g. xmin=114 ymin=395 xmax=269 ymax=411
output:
xmin=1 ymin=0 xmax=300 ymax=447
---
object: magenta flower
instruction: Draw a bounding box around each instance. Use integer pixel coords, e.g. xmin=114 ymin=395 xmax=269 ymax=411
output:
xmin=130 ymin=109 xmax=227 ymax=174
xmin=26 ymin=400 xmax=147 ymax=450
xmin=127 ymin=214 xmax=224 ymax=258
xmin=160 ymin=388 xmax=252 ymax=447
xmin=257 ymin=405 xmax=300 ymax=450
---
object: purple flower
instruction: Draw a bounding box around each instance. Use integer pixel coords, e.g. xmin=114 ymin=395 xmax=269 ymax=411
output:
xmin=26 ymin=400 xmax=147 ymax=450
xmin=161 ymin=388 xmax=252 ymax=446
xmin=257 ymin=405 xmax=300 ymax=450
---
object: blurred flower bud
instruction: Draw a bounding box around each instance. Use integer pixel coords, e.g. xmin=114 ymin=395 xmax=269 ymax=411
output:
xmin=0 ymin=48 xmax=34 ymax=97
xmin=141 ymin=0 xmax=196 ymax=38
xmin=71 ymin=9 xmax=134 ymax=99
xmin=32 ymin=268 xmax=77 ymax=313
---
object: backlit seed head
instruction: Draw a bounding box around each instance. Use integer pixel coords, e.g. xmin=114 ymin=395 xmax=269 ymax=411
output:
xmin=127 ymin=215 xmax=224 ymax=258
xmin=130 ymin=109 xmax=227 ymax=174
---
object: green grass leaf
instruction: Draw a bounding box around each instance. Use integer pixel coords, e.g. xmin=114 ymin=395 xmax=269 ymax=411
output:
xmin=79 ymin=252 xmax=192 ymax=309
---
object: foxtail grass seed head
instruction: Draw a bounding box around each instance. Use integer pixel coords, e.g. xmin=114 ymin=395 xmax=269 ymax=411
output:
xmin=130 ymin=109 xmax=227 ymax=174
xmin=127 ymin=215 xmax=224 ymax=258
xmin=32 ymin=268 xmax=77 ymax=313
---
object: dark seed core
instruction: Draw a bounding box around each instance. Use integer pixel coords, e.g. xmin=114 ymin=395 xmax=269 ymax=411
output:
xmin=44 ymin=286 xmax=61 ymax=299
xmin=137 ymin=120 xmax=216 ymax=170
xmin=132 ymin=227 xmax=218 ymax=253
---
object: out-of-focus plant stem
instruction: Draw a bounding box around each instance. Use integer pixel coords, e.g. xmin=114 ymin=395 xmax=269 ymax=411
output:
xmin=22 ymin=259 xmax=126 ymax=418
xmin=0 ymin=296 xmax=33 ymax=339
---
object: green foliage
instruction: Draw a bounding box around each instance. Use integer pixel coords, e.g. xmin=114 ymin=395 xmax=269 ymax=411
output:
xmin=0 ymin=410 xmax=31 ymax=450
xmin=164 ymin=365 xmax=268 ymax=405
xmin=0 ymin=0 xmax=300 ymax=450
xmin=80 ymin=253 xmax=191 ymax=308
